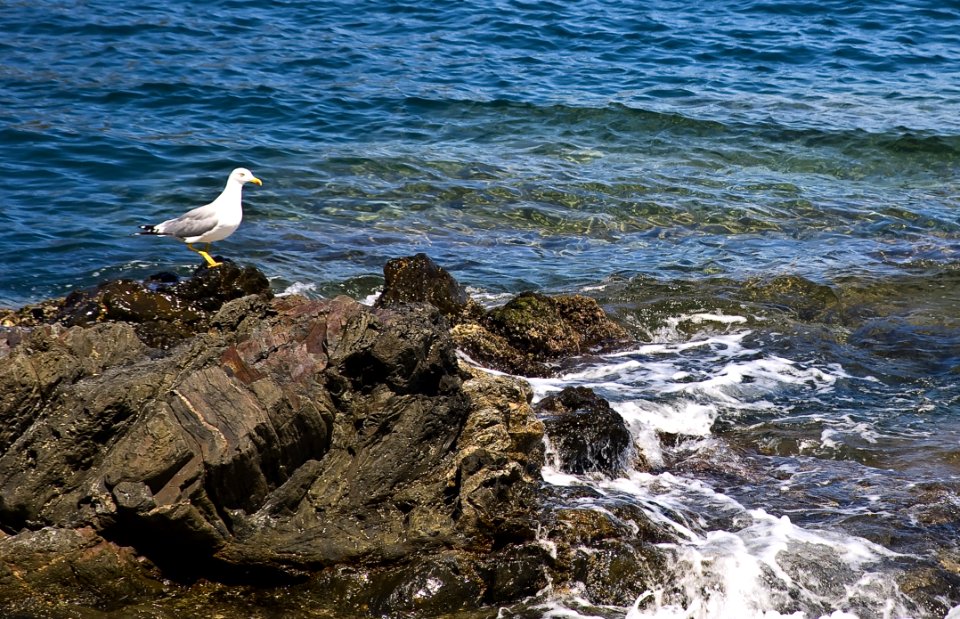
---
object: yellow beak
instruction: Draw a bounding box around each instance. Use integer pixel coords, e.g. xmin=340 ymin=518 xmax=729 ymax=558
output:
xmin=251 ymin=177 xmax=263 ymax=186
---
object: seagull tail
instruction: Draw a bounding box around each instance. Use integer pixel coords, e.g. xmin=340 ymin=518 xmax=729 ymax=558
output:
xmin=137 ymin=224 xmax=163 ymax=236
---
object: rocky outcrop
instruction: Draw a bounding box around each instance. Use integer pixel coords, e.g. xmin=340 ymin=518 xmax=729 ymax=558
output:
xmin=452 ymin=291 xmax=629 ymax=377
xmin=375 ymin=253 xmax=476 ymax=321
xmin=0 ymin=263 xmax=271 ymax=349
xmin=377 ymin=253 xmax=630 ymax=377
xmin=0 ymin=257 xmax=672 ymax=617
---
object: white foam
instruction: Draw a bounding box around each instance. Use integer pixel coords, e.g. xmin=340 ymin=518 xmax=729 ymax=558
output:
xmin=276 ymin=281 xmax=316 ymax=297
xmin=538 ymin=466 xmax=914 ymax=618
xmin=615 ymin=400 xmax=718 ymax=438
xmin=638 ymin=312 xmax=752 ymax=343
xmin=685 ymin=312 xmax=749 ymax=325
xmin=819 ymin=415 xmax=881 ymax=451
xmin=360 ymin=290 xmax=380 ymax=306
xmin=466 ymin=286 xmax=515 ymax=308
xmin=492 ymin=312 xmax=917 ymax=618
xmin=528 ymin=327 xmax=849 ymax=473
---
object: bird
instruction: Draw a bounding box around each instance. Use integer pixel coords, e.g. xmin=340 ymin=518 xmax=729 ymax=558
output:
xmin=138 ymin=167 xmax=262 ymax=267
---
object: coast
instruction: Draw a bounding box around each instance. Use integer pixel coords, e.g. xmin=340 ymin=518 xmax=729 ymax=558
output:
xmin=0 ymin=255 xmax=667 ymax=618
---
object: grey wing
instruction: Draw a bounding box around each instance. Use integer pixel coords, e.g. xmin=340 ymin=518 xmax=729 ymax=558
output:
xmin=156 ymin=204 xmax=219 ymax=239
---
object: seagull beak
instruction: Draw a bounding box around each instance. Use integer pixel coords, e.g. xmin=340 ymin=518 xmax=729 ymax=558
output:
xmin=250 ymin=177 xmax=263 ymax=186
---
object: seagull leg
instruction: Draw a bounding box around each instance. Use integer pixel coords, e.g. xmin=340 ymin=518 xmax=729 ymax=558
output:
xmin=201 ymin=243 xmax=223 ymax=267
xmin=187 ymin=243 xmax=222 ymax=268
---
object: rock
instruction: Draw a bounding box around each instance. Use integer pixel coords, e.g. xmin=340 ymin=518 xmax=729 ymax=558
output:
xmin=0 ymin=259 xmax=670 ymax=617
xmin=453 ymin=292 xmax=630 ymax=377
xmin=740 ymin=274 xmax=840 ymax=321
xmin=376 ymin=253 xmax=476 ymax=320
xmin=478 ymin=543 xmax=553 ymax=604
xmin=0 ymin=262 xmax=272 ymax=349
xmin=0 ymin=322 xmax=148 ymax=462
xmin=536 ymin=386 xmax=635 ymax=477
xmin=896 ymin=564 xmax=960 ymax=619
xmin=452 ymin=322 xmax=554 ymax=377
xmin=488 ymin=292 xmax=627 ymax=358
xmin=539 ymin=490 xmax=673 ymax=607
xmin=0 ymin=263 xmax=558 ymax=613
xmin=362 ymin=553 xmax=486 ymax=617
xmin=0 ymin=526 xmax=166 ymax=615
xmin=372 ymin=253 xmax=631 ymax=377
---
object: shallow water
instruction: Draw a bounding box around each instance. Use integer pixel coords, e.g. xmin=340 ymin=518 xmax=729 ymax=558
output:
xmin=3 ymin=0 xmax=960 ymax=616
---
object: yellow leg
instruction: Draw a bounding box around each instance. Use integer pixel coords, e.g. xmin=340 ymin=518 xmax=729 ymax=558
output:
xmin=187 ymin=243 xmax=222 ymax=268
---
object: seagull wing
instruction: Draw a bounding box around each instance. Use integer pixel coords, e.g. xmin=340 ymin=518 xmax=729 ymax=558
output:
xmin=155 ymin=203 xmax=220 ymax=240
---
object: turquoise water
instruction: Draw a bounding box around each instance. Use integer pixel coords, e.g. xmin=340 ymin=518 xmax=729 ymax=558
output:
xmin=3 ymin=1 xmax=960 ymax=616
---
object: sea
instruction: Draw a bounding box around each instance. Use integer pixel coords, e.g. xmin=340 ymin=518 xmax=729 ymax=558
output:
xmin=2 ymin=1 xmax=960 ymax=617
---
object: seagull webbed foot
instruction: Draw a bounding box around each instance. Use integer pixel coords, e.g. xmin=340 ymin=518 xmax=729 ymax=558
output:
xmin=187 ymin=243 xmax=223 ymax=268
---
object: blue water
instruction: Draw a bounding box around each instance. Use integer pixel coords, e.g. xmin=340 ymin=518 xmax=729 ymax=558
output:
xmin=3 ymin=0 xmax=959 ymax=303
xmin=3 ymin=0 xmax=960 ymax=616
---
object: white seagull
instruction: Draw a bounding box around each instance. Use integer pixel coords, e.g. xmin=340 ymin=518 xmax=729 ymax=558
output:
xmin=138 ymin=167 xmax=262 ymax=267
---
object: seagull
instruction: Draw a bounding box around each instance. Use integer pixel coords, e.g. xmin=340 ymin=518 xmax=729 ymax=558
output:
xmin=138 ymin=167 xmax=262 ymax=267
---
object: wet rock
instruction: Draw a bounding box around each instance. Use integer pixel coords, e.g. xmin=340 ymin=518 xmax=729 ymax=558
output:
xmin=376 ymin=253 xmax=476 ymax=320
xmin=374 ymin=253 xmax=630 ymax=377
xmin=540 ymin=492 xmax=673 ymax=607
xmin=478 ymin=543 xmax=553 ymax=604
xmin=451 ymin=321 xmax=554 ymax=376
xmin=1 ymin=262 xmax=272 ymax=349
xmin=536 ymin=386 xmax=635 ymax=476
xmin=0 ymin=297 xmax=62 ymax=328
xmin=488 ymin=292 xmax=628 ymax=358
xmin=364 ymin=553 xmax=486 ymax=617
xmin=0 ymin=266 xmax=561 ymax=613
xmin=0 ymin=259 xmax=672 ymax=616
xmin=453 ymin=292 xmax=630 ymax=377
xmin=0 ymin=526 xmax=166 ymax=615
xmin=896 ymin=564 xmax=960 ymax=619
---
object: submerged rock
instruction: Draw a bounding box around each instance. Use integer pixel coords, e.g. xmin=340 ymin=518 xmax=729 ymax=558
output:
xmin=740 ymin=274 xmax=840 ymax=322
xmin=0 ymin=258 xmax=671 ymax=617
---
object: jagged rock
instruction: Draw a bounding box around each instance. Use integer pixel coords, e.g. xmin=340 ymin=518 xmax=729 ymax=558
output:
xmin=372 ymin=253 xmax=630 ymax=377
xmin=537 ymin=488 xmax=672 ymax=608
xmin=0 ymin=258 xmax=671 ymax=617
xmin=452 ymin=321 xmax=554 ymax=377
xmin=0 ymin=264 xmax=551 ymax=612
xmin=0 ymin=262 xmax=272 ymax=349
xmin=0 ymin=526 xmax=166 ymax=615
xmin=536 ymin=386 xmax=635 ymax=477
xmin=488 ymin=292 xmax=627 ymax=358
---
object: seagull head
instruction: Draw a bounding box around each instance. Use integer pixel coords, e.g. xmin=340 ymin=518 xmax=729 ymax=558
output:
xmin=230 ymin=167 xmax=263 ymax=186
